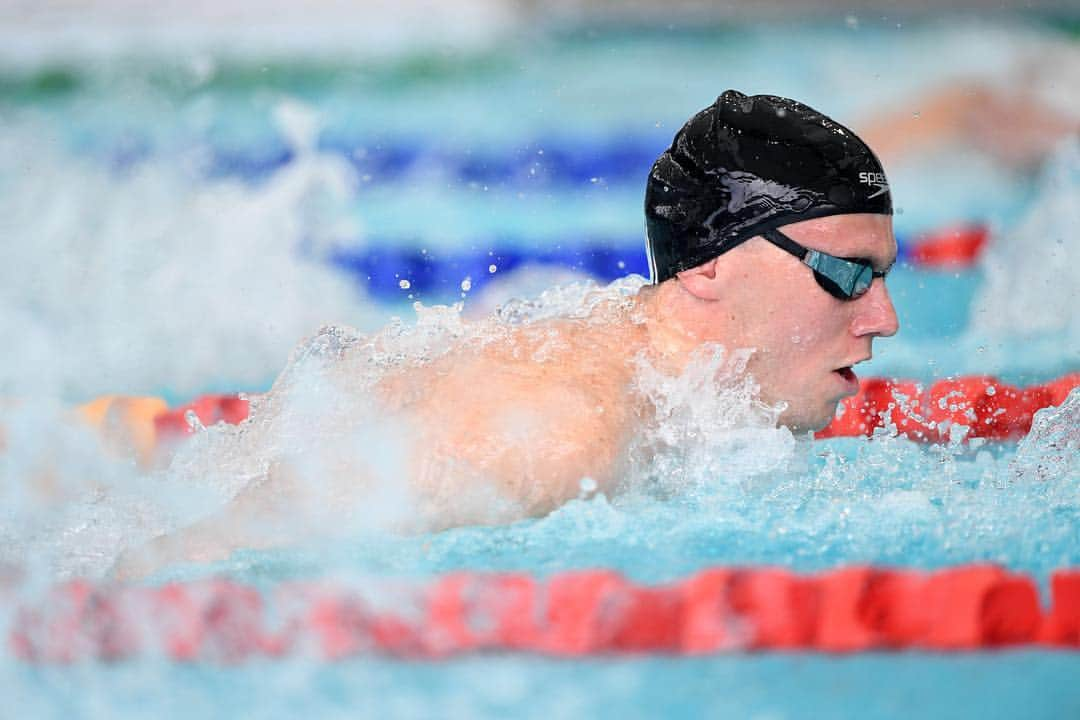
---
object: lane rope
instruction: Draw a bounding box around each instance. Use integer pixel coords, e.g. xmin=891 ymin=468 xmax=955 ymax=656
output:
xmin=121 ymin=373 xmax=1077 ymax=448
xmin=326 ymin=224 xmax=988 ymax=299
xmin=816 ymin=373 xmax=1078 ymax=442
xmin=9 ymin=565 xmax=1078 ymax=662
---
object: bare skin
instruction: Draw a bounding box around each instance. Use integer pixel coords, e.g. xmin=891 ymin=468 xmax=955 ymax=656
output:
xmin=110 ymin=213 xmax=900 ymax=580
xmin=386 ymin=315 xmax=647 ymax=521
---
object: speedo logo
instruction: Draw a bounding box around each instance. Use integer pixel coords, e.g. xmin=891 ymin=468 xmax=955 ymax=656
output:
xmin=858 ymin=171 xmax=889 ymax=199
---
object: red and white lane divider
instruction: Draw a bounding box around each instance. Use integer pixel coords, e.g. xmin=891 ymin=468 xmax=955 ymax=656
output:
xmin=817 ymin=373 xmax=1079 ymax=441
xmin=152 ymin=373 xmax=1077 ymax=444
xmin=74 ymin=373 xmax=1076 ymax=461
xmin=8 ymin=565 xmax=1079 ymax=663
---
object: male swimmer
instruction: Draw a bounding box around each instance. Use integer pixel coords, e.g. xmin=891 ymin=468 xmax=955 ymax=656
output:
xmin=112 ymin=90 xmax=899 ymax=579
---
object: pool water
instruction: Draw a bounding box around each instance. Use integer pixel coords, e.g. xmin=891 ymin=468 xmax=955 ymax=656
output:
xmin=1 ymin=8 xmax=1079 ymax=719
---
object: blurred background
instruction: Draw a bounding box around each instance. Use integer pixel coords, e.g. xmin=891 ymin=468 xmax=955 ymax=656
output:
xmin=1 ymin=0 xmax=1077 ymax=403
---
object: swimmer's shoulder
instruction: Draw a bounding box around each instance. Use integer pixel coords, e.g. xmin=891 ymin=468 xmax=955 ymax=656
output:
xmin=378 ymin=310 xmax=644 ymax=423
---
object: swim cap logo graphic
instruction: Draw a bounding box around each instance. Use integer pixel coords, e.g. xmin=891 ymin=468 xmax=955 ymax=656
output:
xmin=858 ymin=171 xmax=889 ymax=200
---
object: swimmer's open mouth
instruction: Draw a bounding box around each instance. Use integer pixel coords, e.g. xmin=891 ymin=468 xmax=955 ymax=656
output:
xmin=835 ymin=367 xmax=856 ymax=382
xmin=834 ymin=357 xmax=869 ymax=385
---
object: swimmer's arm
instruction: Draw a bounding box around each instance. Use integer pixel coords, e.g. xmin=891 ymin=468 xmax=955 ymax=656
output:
xmin=110 ymin=463 xmax=310 ymax=581
xmin=419 ymin=378 xmax=630 ymax=520
xmin=111 ymin=373 xmax=632 ymax=578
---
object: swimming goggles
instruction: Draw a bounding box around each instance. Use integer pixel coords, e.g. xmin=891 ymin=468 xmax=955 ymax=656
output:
xmin=762 ymin=228 xmax=887 ymax=301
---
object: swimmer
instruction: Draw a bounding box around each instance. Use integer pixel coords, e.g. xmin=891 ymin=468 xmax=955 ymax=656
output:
xmin=860 ymin=80 xmax=1078 ymax=169
xmin=112 ymin=90 xmax=899 ymax=580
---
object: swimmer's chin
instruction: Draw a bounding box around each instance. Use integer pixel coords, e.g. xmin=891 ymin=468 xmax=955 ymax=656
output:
xmin=768 ymin=398 xmax=834 ymax=435
xmin=776 ymin=405 xmax=836 ymax=435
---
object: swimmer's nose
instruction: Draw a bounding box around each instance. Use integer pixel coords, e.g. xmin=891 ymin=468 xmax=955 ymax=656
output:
xmin=852 ymin=278 xmax=899 ymax=338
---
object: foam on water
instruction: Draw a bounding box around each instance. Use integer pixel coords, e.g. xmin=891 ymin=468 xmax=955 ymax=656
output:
xmin=970 ymin=137 xmax=1080 ymax=342
xmin=0 ymin=100 xmax=375 ymax=401
xmin=0 ymin=400 xmax=171 ymax=580
xmin=1012 ymin=386 xmax=1080 ymax=484
xmin=624 ymin=344 xmax=793 ymax=498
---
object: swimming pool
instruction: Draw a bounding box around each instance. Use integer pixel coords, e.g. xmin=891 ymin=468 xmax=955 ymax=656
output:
xmin=1 ymin=6 xmax=1079 ymax=718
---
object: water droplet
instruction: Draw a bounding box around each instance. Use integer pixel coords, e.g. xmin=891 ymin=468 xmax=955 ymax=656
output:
xmin=460 ymin=277 xmax=472 ymax=292
xmin=845 ymin=14 xmax=859 ymax=29
xmin=398 ymin=279 xmax=411 ymax=289
xmin=184 ymin=409 xmax=202 ymax=430
xmin=488 ymin=264 xmax=498 ymax=274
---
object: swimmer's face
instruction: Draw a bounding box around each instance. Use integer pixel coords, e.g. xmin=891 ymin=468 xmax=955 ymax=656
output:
xmin=686 ymin=214 xmax=899 ymax=432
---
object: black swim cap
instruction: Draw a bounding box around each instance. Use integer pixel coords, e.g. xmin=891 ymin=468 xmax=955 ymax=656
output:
xmin=644 ymin=90 xmax=892 ymax=284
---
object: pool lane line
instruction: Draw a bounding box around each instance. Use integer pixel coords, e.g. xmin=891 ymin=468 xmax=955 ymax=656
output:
xmin=8 ymin=565 xmax=1079 ymax=662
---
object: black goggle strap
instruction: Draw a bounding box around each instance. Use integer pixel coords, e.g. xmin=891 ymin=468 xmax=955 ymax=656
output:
xmin=762 ymin=229 xmax=879 ymax=300
xmin=762 ymin=228 xmax=809 ymax=262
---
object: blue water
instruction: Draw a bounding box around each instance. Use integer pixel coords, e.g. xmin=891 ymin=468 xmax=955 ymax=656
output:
xmin=7 ymin=653 xmax=1079 ymax=720
xmin=1 ymin=10 xmax=1079 ymax=719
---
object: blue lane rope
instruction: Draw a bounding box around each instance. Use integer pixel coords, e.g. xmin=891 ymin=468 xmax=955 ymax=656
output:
xmin=317 ymin=136 xmax=664 ymax=187
xmin=328 ymin=241 xmax=650 ymax=299
xmin=108 ymin=135 xmax=667 ymax=186
xmin=326 ymin=235 xmax=915 ymax=300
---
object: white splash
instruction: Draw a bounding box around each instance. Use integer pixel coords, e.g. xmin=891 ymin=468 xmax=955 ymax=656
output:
xmin=1011 ymin=386 xmax=1080 ymax=485
xmin=969 ymin=138 xmax=1080 ymax=342
xmin=0 ymin=100 xmax=374 ymax=401
xmin=626 ymin=343 xmax=793 ymax=496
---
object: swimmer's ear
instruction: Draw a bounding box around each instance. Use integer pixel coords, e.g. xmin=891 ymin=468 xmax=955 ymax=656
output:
xmin=675 ymin=258 xmax=723 ymax=300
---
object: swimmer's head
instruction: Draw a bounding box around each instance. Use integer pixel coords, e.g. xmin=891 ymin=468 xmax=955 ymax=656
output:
xmin=644 ymin=90 xmax=892 ymax=284
xmin=642 ymin=91 xmax=899 ymax=432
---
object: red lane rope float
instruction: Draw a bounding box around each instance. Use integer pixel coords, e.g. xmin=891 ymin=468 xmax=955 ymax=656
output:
xmin=74 ymin=373 xmax=1076 ymax=458
xmin=153 ymin=394 xmax=250 ymax=438
xmin=144 ymin=373 xmax=1078 ymax=447
xmin=818 ymin=373 xmax=1079 ymax=441
xmin=907 ymin=224 xmax=989 ymax=268
xmin=8 ymin=566 xmax=1079 ymax=663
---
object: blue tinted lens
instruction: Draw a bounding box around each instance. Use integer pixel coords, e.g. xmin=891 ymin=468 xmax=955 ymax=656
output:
xmin=806 ymin=252 xmax=874 ymax=299
xmin=851 ymin=264 xmax=873 ymax=296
